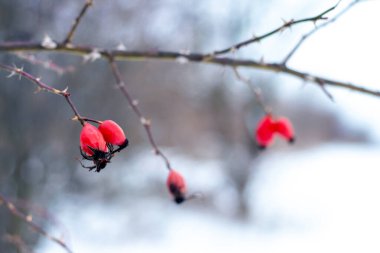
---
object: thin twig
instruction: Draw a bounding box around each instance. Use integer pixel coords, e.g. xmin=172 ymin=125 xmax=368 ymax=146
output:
xmin=107 ymin=56 xmax=172 ymax=171
xmin=232 ymin=67 xmax=271 ymax=114
xmin=205 ymin=4 xmax=337 ymax=58
xmin=282 ymin=0 xmax=361 ymax=65
xmin=0 ymin=194 xmax=73 ymax=253
xmin=0 ymin=63 xmax=85 ymax=125
xmin=63 ymin=0 xmax=94 ymax=45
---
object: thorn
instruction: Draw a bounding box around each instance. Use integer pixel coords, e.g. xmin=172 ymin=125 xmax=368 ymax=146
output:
xmin=26 ymin=215 xmax=33 ymax=222
xmin=176 ymin=56 xmax=189 ymax=64
xmin=6 ymin=71 xmax=16 ymax=78
xmin=62 ymin=86 xmax=69 ymax=93
xmin=116 ymin=43 xmax=127 ymax=51
xmin=41 ymin=34 xmax=57 ymax=49
xmin=132 ymin=99 xmax=139 ymax=106
xmin=140 ymin=117 xmax=151 ymax=126
xmin=83 ymin=49 xmax=101 ymax=63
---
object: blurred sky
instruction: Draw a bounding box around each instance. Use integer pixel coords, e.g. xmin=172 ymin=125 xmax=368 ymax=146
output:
xmin=23 ymin=0 xmax=380 ymax=252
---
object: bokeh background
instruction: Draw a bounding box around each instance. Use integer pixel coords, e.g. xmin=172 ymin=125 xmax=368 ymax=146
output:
xmin=1 ymin=0 xmax=380 ymax=252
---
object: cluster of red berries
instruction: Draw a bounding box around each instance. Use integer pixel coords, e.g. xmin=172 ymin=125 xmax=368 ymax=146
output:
xmin=79 ymin=119 xmax=190 ymax=204
xmin=255 ymin=114 xmax=295 ymax=149
xmin=79 ymin=120 xmax=128 ymax=172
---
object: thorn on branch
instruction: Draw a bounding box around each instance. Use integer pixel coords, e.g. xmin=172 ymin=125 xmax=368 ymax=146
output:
xmin=41 ymin=35 xmax=57 ymax=49
xmin=140 ymin=117 xmax=151 ymax=126
xmin=175 ymin=56 xmax=189 ymax=64
xmin=116 ymin=43 xmax=127 ymax=51
xmin=83 ymin=49 xmax=101 ymax=63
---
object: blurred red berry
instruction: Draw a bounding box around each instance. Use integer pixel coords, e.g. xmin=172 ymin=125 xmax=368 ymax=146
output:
xmin=256 ymin=115 xmax=275 ymax=149
xmin=98 ymin=120 xmax=128 ymax=147
xmin=275 ymin=117 xmax=295 ymax=143
xmin=80 ymin=123 xmax=108 ymax=156
xmin=167 ymin=170 xmax=187 ymax=204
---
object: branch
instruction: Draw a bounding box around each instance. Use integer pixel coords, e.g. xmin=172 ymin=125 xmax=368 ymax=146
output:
xmin=107 ymin=57 xmax=173 ymax=171
xmin=63 ymin=0 xmax=94 ymax=45
xmin=0 ymin=194 xmax=73 ymax=253
xmin=0 ymin=63 xmax=86 ymax=126
xmin=205 ymin=4 xmax=337 ymax=57
xmin=1 ymin=42 xmax=378 ymax=97
xmin=282 ymin=0 xmax=362 ymax=65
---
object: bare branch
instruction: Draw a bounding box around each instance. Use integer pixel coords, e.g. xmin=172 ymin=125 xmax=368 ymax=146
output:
xmin=0 ymin=194 xmax=73 ymax=253
xmin=282 ymin=0 xmax=361 ymax=65
xmin=205 ymin=4 xmax=337 ymax=57
xmin=0 ymin=42 xmax=378 ymax=97
xmin=107 ymin=57 xmax=173 ymax=171
xmin=63 ymin=0 xmax=94 ymax=45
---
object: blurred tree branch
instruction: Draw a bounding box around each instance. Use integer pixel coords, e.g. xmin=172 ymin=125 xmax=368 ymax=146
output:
xmin=0 ymin=194 xmax=73 ymax=253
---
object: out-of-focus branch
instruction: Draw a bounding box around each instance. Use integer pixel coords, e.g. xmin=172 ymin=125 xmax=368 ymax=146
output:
xmin=232 ymin=67 xmax=272 ymax=114
xmin=63 ymin=0 xmax=94 ymax=45
xmin=3 ymin=234 xmax=33 ymax=253
xmin=0 ymin=63 xmax=86 ymax=126
xmin=282 ymin=0 xmax=362 ymax=65
xmin=0 ymin=194 xmax=73 ymax=253
xmin=15 ymin=52 xmax=75 ymax=75
xmin=108 ymin=57 xmax=173 ymax=171
xmin=204 ymin=4 xmax=337 ymax=57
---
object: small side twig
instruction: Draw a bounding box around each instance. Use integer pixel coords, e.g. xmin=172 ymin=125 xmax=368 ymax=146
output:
xmin=107 ymin=56 xmax=173 ymax=171
xmin=0 ymin=194 xmax=73 ymax=253
xmin=282 ymin=0 xmax=362 ymax=65
xmin=63 ymin=0 xmax=94 ymax=45
xmin=205 ymin=4 xmax=336 ymax=58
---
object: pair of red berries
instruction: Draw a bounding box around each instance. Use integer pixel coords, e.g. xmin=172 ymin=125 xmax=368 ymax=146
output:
xmin=79 ymin=120 xmax=128 ymax=172
xmin=256 ymin=114 xmax=295 ymax=149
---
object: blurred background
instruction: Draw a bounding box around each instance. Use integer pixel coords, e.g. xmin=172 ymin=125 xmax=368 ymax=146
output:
xmin=1 ymin=0 xmax=380 ymax=252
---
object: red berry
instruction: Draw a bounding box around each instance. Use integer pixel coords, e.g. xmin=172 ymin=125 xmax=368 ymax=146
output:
xmin=167 ymin=170 xmax=187 ymax=204
xmin=256 ymin=115 xmax=275 ymax=149
xmin=275 ymin=117 xmax=295 ymax=143
xmin=80 ymin=123 xmax=108 ymax=156
xmin=98 ymin=120 xmax=127 ymax=146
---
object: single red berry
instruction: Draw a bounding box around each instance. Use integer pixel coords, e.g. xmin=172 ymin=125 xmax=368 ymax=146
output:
xmin=256 ymin=115 xmax=275 ymax=149
xmin=167 ymin=170 xmax=187 ymax=204
xmin=80 ymin=123 xmax=108 ymax=156
xmin=98 ymin=120 xmax=128 ymax=147
xmin=275 ymin=117 xmax=295 ymax=143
